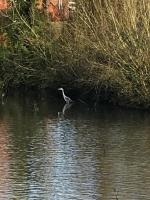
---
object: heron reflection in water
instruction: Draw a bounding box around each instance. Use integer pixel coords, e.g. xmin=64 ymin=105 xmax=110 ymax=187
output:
xmin=58 ymin=88 xmax=74 ymax=117
xmin=58 ymin=88 xmax=74 ymax=118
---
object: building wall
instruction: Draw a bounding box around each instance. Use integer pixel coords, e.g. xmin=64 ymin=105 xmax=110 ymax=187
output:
xmin=36 ymin=0 xmax=70 ymax=21
xmin=0 ymin=0 xmax=74 ymax=21
xmin=0 ymin=0 xmax=9 ymax=10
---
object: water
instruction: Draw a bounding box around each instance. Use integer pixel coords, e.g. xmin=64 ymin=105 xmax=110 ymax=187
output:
xmin=0 ymin=94 xmax=150 ymax=200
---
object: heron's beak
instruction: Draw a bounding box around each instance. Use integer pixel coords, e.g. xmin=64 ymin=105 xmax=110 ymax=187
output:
xmin=58 ymin=88 xmax=61 ymax=91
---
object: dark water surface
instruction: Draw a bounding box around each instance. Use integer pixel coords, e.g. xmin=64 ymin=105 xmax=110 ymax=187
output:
xmin=0 ymin=94 xmax=150 ymax=200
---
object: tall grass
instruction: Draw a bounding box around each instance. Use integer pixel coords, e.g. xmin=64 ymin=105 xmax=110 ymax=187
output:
xmin=65 ymin=0 xmax=150 ymax=106
xmin=1 ymin=0 xmax=150 ymax=107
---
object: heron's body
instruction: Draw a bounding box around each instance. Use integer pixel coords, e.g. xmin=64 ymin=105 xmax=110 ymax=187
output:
xmin=58 ymin=88 xmax=73 ymax=104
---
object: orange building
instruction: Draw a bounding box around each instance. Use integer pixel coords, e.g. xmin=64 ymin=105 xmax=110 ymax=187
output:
xmin=0 ymin=0 xmax=10 ymax=10
xmin=36 ymin=0 xmax=75 ymax=21
xmin=0 ymin=0 xmax=75 ymax=21
xmin=0 ymin=0 xmax=10 ymax=46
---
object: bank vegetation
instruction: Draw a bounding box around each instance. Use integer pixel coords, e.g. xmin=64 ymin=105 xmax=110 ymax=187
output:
xmin=0 ymin=0 xmax=150 ymax=108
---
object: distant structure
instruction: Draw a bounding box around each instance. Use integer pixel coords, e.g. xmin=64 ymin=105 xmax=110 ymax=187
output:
xmin=36 ymin=0 xmax=76 ymax=21
xmin=0 ymin=0 xmax=10 ymax=47
xmin=0 ymin=0 xmax=10 ymax=10
xmin=0 ymin=0 xmax=75 ymax=21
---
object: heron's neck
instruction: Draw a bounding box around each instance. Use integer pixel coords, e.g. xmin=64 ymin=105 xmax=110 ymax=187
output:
xmin=62 ymin=90 xmax=66 ymax=98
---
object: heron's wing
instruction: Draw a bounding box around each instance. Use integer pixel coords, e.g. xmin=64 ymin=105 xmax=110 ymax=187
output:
xmin=65 ymin=96 xmax=73 ymax=103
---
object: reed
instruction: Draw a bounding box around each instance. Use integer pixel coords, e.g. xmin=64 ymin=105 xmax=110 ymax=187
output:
xmin=62 ymin=0 xmax=150 ymax=107
xmin=1 ymin=0 xmax=150 ymax=108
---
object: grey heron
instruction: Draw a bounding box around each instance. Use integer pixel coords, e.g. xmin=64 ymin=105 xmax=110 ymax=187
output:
xmin=58 ymin=88 xmax=73 ymax=104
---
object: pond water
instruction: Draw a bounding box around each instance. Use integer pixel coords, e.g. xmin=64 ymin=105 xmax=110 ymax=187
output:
xmin=0 ymin=93 xmax=150 ymax=200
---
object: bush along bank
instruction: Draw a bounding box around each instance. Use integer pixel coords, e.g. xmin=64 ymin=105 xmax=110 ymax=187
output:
xmin=1 ymin=0 xmax=150 ymax=109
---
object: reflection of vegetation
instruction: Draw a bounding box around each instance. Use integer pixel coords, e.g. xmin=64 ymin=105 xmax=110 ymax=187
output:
xmin=1 ymin=0 xmax=150 ymax=108
xmin=0 ymin=95 xmax=50 ymax=199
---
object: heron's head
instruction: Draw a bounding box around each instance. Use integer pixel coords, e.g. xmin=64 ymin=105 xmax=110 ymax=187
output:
xmin=58 ymin=88 xmax=64 ymax=91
